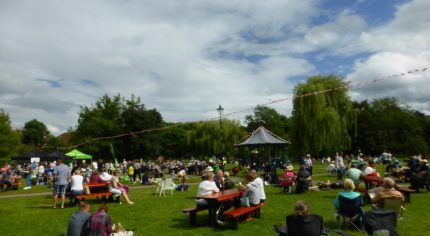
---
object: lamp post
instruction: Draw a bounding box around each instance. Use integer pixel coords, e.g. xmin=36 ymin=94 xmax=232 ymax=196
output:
xmin=216 ymin=104 xmax=224 ymax=163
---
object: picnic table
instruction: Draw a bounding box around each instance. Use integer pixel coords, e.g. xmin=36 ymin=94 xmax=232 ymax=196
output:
xmin=195 ymin=188 xmax=243 ymax=227
xmin=360 ymin=175 xmax=416 ymax=203
xmin=74 ymin=182 xmax=119 ymax=203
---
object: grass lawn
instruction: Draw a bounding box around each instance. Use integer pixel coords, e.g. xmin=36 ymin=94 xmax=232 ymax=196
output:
xmin=1 ymin=163 xmax=430 ymax=235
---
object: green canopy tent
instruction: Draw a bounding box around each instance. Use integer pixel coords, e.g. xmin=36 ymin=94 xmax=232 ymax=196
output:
xmin=65 ymin=149 xmax=92 ymax=160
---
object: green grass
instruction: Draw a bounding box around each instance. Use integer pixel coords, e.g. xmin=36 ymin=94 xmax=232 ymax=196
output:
xmin=1 ymin=163 xmax=430 ymax=235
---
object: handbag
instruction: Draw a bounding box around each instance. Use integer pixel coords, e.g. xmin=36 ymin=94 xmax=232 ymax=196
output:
xmin=83 ymin=183 xmax=90 ymax=195
xmin=240 ymin=196 xmax=250 ymax=207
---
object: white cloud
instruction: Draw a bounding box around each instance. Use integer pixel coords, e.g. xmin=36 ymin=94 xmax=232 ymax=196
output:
xmin=347 ymin=0 xmax=430 ymax=113
xmin=0 ymin=0 xmax=429 ymax=137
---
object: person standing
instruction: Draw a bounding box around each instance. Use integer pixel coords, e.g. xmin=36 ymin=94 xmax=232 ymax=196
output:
xmin=66 ymin=201 xmax=91 ymax=236
xmin=335 ymin=152 xmax=345 ymax=182
xmin=53 ymin=158 xmax=70 ymax=209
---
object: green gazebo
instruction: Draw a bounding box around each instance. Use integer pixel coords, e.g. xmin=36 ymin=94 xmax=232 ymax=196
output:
xmin=235 ymin=126 xmax=291 ymax=165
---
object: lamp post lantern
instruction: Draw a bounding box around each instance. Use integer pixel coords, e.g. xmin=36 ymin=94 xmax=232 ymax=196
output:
xmin=216 ymin=104 xmax=224 ymax=162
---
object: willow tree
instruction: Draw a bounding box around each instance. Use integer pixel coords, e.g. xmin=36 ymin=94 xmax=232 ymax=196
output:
xmin=291 ymin=75 xmax=353 ymax=156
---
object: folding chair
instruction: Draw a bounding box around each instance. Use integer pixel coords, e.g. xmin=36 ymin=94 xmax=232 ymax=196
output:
xmin=286 ymin=214 xmax=324 ymax=236
xmin=337 ymin=195 xmax=364 ymax=232
xmin=364 ymin=209 xmax=398 ymax=236
xmin=383 ymin=198 xmax=405 ymax=220
xmin=155 ymin=178 xmax=164 ymax=196
xmin=159 ymin=178 xmax=176 ymax=196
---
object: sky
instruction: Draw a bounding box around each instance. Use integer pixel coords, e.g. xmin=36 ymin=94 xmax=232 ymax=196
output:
xmin=0 ymin=0 xmax=429 ymax=136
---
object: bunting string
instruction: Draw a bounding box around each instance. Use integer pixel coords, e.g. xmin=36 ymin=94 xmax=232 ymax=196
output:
xmin=44 ymin=67 xmax=428 ymax=150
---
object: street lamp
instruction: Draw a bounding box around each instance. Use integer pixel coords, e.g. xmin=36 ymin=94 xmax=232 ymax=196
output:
xmin=216 ymin=105 xmax=224 ymax=161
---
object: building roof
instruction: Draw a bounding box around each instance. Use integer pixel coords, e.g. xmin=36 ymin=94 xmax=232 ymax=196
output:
xmin=235 ymin=126 xmax=291 ymax=146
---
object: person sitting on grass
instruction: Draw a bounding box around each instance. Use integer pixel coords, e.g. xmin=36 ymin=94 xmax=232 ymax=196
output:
xmin=66 ymin=201 xmax=91 ymax=236
xmin=175 ymin=174 xmax=189 ymax=192
xmin=110 ymin=170 xmax=134 ymax=205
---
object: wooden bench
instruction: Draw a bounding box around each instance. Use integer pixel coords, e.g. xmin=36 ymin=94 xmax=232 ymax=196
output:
xmin=11 ymin=182 xmax=21 ymax=190
xmin=182 ymin=206 xmax=207 ymax=226
xmin=223 ymin=204 xmax=263 ymax=229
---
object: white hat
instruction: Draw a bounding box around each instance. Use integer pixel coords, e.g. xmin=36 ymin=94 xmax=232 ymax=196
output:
xmin=205 ymin=166 xmax=214 ymax=172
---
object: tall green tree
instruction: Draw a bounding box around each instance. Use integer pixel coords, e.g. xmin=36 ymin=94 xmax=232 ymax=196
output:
xmin=22 ymin=119 xmax=49 ymax=146
xmin=74 ymin=94 xmax=163 ymax=160
xmin=244 ymin=105 xmax=291 ymax=139
xmin=291 ymin=75 xmax=353 ymax=157
xmin=186 ymin=119 xmax=247 ymax=159
xmin=0 ymin=109 xmax=20 ymax=162
xmin=352 ymin=97 xmax=428 ymax=155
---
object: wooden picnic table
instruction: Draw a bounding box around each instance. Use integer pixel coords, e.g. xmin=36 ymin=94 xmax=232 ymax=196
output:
xmin=195 ymin=188 xmax=243 ymax=227
xmin=360 ymin=175 xmax=415 ymax=203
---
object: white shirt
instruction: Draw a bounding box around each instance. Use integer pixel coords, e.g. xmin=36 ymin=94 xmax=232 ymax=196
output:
xmin=100 ymin=172 xmax=112 ymax=182
xmin=253 ymin=177 xmax=266 ymax=200
xmin=196 ymin=180 xmax=219 ymax=196
xmin=71 ymin=174 xmax=84 ymax=191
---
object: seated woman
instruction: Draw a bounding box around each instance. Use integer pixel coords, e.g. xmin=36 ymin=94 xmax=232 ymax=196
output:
xmin=279 ymin=166 xmax=296 ymax=193
xmin=195 ymin=172 xmax=219 ymax=207
xmin=109 ymin=170 xmax=134 ymax=205
xmin=175 ymin=175 xmax=189 ymax=192
xmin=238 ymin=172 xmax=261 ymax=221
xmin=334 ymin=178 xmax=363 ymax=217
xmin=90 ymin=170 xmax=106 ymax=184
xmin=70 ymin=169 xmax=84 ymax=203
xmin=280 ymin=201 xmax=323 ymax=236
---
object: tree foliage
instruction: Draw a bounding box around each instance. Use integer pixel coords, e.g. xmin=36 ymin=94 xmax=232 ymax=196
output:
xmin=22 ymin=119 xmax=49 ymax=146
xmin=351 ymin=97 xmax=428 ymax=155
xmin=0 ymin=109 xmax=20 ymax=162
xmin=245 ymin=105 xmax=291 ymax=139
xmin=291 ymin=75 xmax=353 ymax=156
xmin=74 ymin=94 xmax=163 ymax=160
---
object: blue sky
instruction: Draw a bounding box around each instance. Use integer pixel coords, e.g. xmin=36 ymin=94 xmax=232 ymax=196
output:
xmin=0 ymin=0 xmax=428 ymax=135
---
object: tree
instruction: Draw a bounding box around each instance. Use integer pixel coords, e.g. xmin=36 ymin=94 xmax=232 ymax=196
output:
xmin=244 ymin=105 xmax=291 ymax=139
xmin=352 ymin=97 xmax=428 ymax=155
xmin=22 ymin=119 xmax=49 ymax=146
xmin=0 ymin=109 xmax=20 ymax=162
xmin=74 ymin=94 xmax=163 ymax=159
xmin=291 ymin=75 xmax=353 ymax=157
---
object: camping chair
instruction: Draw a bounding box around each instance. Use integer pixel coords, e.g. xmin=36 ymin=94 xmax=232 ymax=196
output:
xmin=364 ymin=209 xmax=398 ymax=236
xmin=287 ymin=214 xmax=324 ymax=236
xmin=159 ymin=178 xmax=176 ymax=196
xmin=337 ymin=195 xmax=364 ymax=232
xmin=155 ymin=178 xmax=163 ymax=195
xmin=383 ymin=198 xmax=405 ymax=220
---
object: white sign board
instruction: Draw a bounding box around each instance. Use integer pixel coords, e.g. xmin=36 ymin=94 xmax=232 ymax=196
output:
xmin=30 ymin=157 xmax=40 ymax=163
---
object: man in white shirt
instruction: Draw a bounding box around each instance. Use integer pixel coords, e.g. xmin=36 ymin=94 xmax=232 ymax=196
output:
xmin=250 ymin=170 xmax=266 ymax=204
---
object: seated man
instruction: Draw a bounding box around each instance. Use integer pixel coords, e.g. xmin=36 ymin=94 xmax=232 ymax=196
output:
xmin=346 ymin=163 xmax=362 ymax=187
xmin=66 ymin=201 xmax=91 ymax=236
xmin=275 ymin=201 xmax=323 ymax=236
xmin=295 ymin=165 xmax=311 ymax=193
xmin=371 ymin=177 xmax=404 ymax=209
